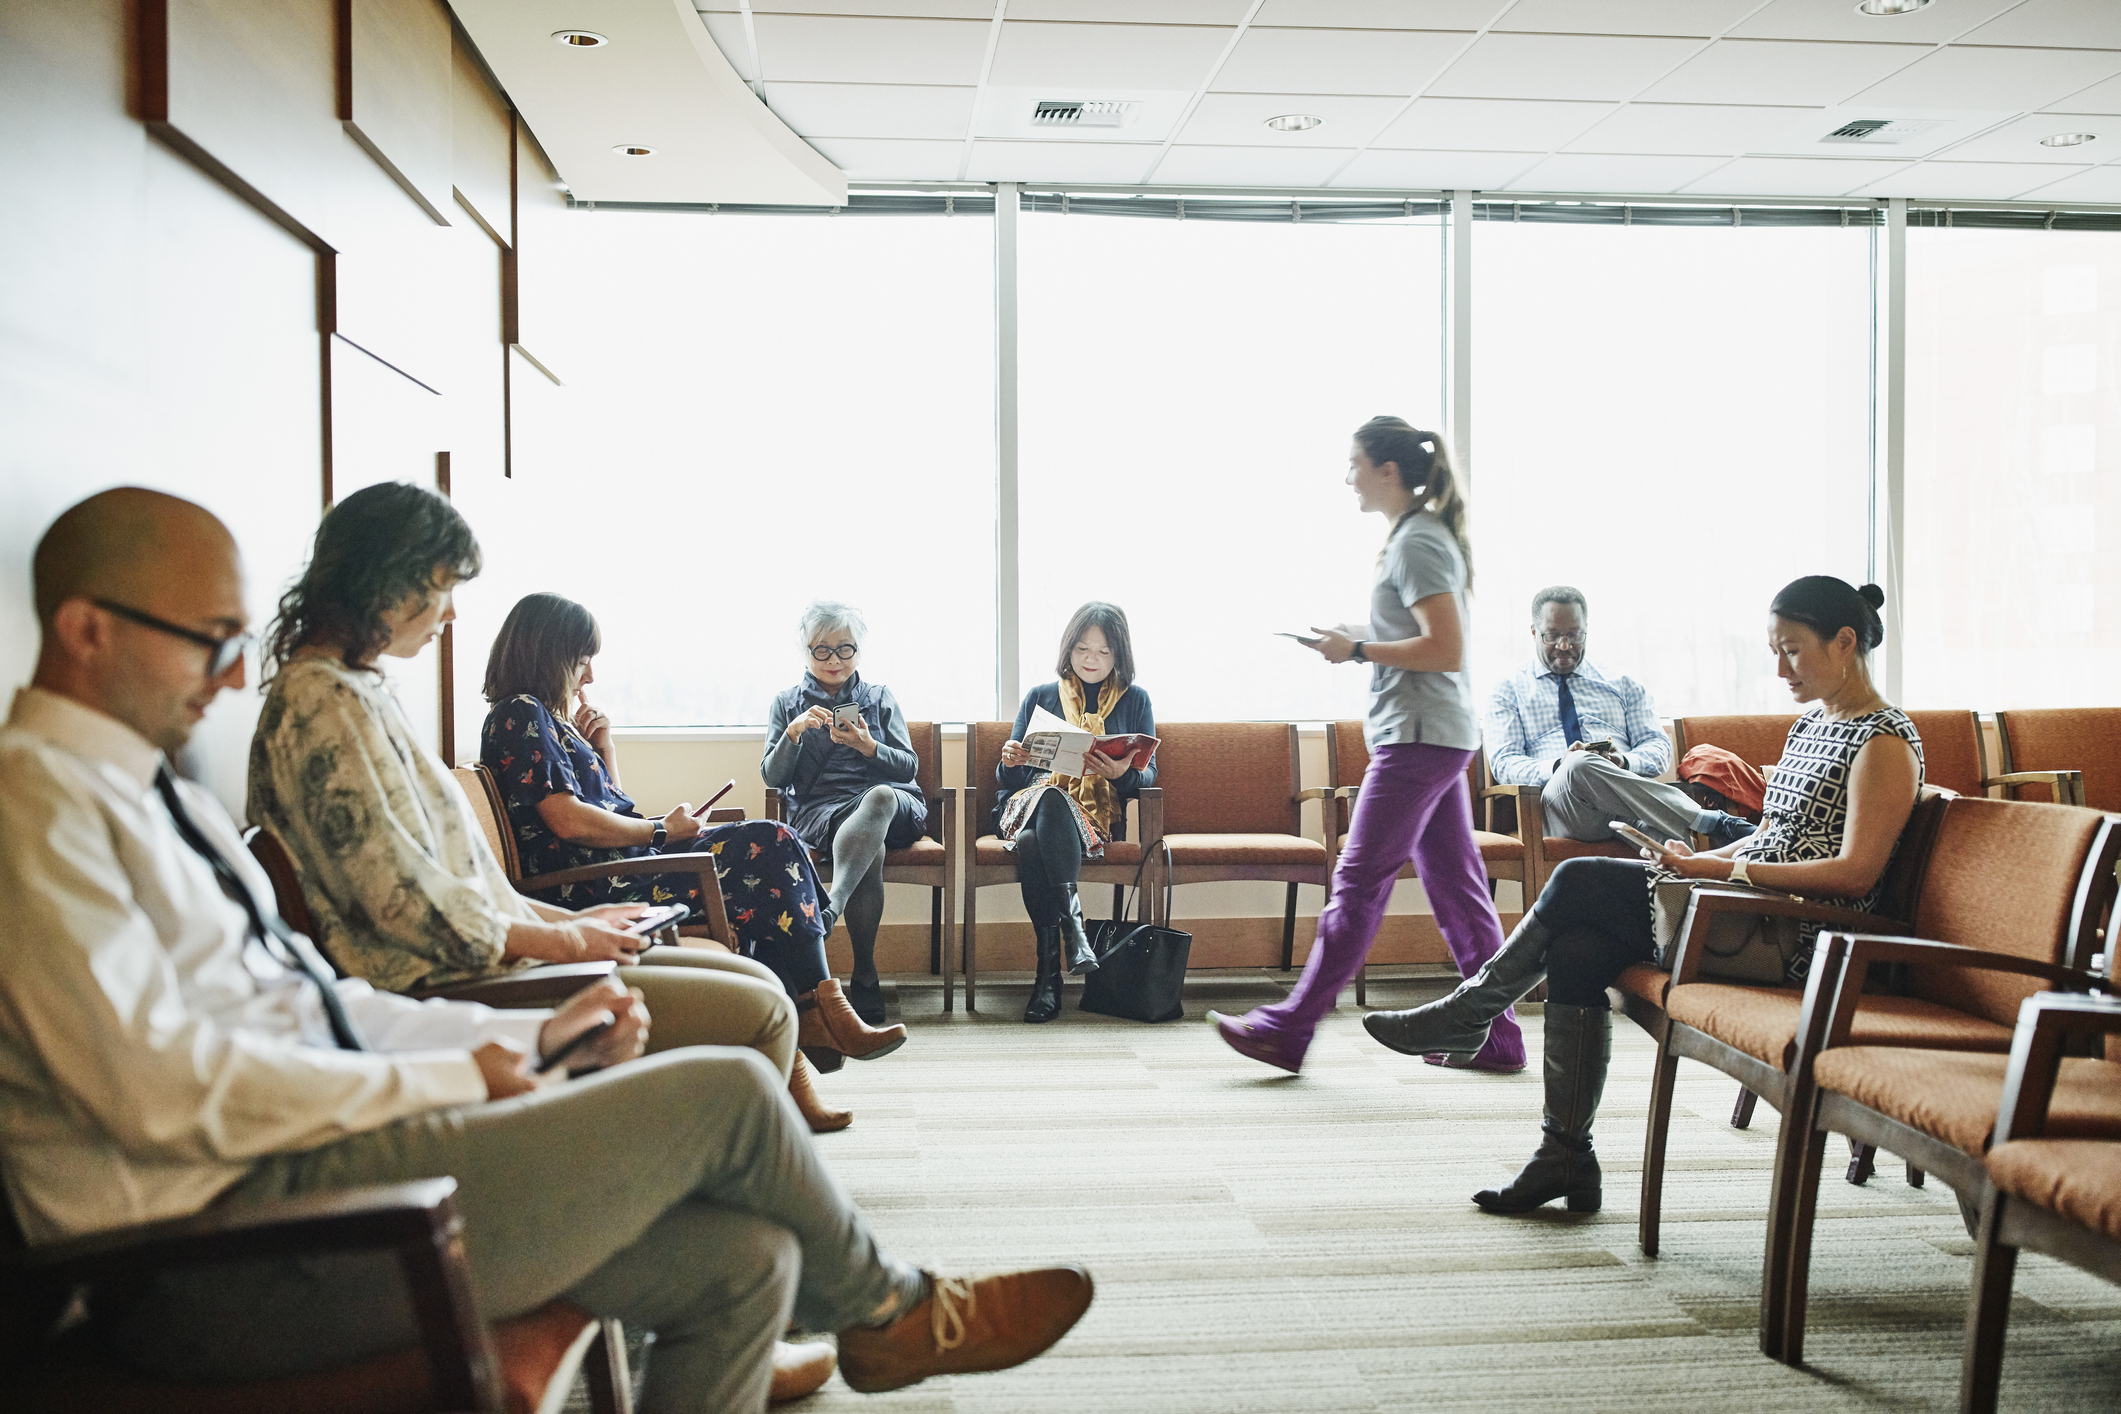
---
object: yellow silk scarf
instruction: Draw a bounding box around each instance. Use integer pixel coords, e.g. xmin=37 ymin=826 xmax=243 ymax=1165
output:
xmin=1051 ymin=674 xmax=1121 ymax=837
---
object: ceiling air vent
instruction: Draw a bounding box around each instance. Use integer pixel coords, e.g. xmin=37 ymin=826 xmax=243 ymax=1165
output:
xmin=1032 ymin=100 xmax=1136 ymax=129
xmin=1821 ymin=118 xmax=1940 ymax=145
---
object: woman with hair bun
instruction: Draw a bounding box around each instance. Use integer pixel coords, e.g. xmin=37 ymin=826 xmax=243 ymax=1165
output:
xmin=1210 ymin=417 xmax=1525 ymax=1074
xmin=1366 ymin=575 xmax=1923 ymax=1216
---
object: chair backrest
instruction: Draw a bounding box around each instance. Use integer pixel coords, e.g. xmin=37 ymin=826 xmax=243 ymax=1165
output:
xmin=243 ymin=826 xmax=317 ymax=938
xmin=1155 ymin=722 xmax=1300 ymax=837
xmin=902 ymin=721 xmax=944 ymax=843
xmin=1997 ymin=708 xmax=2121 ymax=812
xmin=451 ymin=763 xmax=522 ymax=879
xmin=1905 ymin=796 xmax=2121 ymax=1025
xmin=966 ymin=721 xmax=1015 ymax=837
xmin=1673 ymin=714 xmax=1800 ymax=770
xmin=1899 ymin=709 xmax=1986 ymax=798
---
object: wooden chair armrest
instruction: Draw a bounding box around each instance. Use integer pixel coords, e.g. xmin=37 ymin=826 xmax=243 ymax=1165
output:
xmin=1136 ymin=787 xmax=1164 ymax=847
xmin=1995 ymin=992 xmax=2121 ymax=1145
xmin=1811 ymin=932 xmax=2103 ymax=1051
xmin=519 ymin=853 xmax=735 ymax=948
xmin=412 ymin=961 xmax=619 ymax=1006
xmin=703 ymin=806 xmax=745 ymax=823
xmin=1296 ymin=787 xmax=1334 ymax=803
xmin=762 ymin=787 xmax=788 ymax=824
xmin=1479 ymin=782 xmax=1530 ymax=797
xmin=1985 ymin=770 xmax=2084 ymax=805
xmin=1667 ymin=891 xmax=1913 ymax=987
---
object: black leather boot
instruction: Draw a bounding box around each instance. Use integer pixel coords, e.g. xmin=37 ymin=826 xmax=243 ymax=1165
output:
xmin=1058 ymin=884 xmax=1098 ymax=975
xmin=1024 ymin=926 xmax=1063 ymax=1023
xmin=1474 ymin=1003 xmax=1611 ymax=1214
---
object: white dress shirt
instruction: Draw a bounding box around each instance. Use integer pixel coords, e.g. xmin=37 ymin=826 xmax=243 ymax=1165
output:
xmin=0 ymin=687 xmax=546 ymax=1246
xmin=1483 ymin=660 xmax=1673 ymax=787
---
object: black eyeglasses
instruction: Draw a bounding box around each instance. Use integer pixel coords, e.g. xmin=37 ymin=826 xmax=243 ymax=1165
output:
xmin=808 ymin=643 xmax=859 ymax=662
xmin=94 ymin=599 xmax=251 ymax=677
xmin=1538 ymin=632 xmax=1587 ymax=648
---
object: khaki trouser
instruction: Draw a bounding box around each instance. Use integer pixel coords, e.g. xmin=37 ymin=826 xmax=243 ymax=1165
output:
xmin=621 ymin=945 xmax=796 ymax=1080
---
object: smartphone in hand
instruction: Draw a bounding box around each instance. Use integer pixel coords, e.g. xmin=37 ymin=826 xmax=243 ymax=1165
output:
xmin=1274 ymin=630 xmax=1323 ymax=647
xmin=833 ymin=704 xmax=863 ymax=732
xmin=690 ymin=779 xmax=737 ymax=817
xmin=623 ymin=903 xmax=690 ymax=935
xmin=536 ymin=1016 xmax=615 ymax=1075
xmin=1608 ymin=821 xmax=1665 ymax=854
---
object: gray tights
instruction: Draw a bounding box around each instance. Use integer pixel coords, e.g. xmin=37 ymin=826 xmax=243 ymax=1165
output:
xmin=827 ymin=786 xmax=897 ymax=983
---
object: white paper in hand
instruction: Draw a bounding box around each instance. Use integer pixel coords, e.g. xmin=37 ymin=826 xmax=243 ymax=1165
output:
xmin=1022 ymin=705 xmax=1092 ymax=777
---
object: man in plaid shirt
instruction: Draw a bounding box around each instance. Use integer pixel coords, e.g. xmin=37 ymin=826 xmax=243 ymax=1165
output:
xmin=1484 ymin=586 xmax=1752 ymax=847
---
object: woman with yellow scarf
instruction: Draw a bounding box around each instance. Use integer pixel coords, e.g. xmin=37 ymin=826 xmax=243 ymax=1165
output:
xmin=995 ymin=602 xmax=1158 ymax=1023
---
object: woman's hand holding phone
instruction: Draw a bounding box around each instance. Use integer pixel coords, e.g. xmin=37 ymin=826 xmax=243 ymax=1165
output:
xmin=661 ymin=803 xmax=704 ymax=842
xmin=829 ymin=708 xmax=878 ymax=757
xmin=1610 ymin=820 xmax=1699 ymax=872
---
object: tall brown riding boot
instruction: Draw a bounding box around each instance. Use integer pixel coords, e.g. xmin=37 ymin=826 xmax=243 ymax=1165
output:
xmin=788 ymin=1050 xmax=852 ymax=1133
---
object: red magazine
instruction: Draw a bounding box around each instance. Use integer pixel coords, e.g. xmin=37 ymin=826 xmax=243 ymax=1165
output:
xmin=1090 ymin=734 xmax=1159 ymax=772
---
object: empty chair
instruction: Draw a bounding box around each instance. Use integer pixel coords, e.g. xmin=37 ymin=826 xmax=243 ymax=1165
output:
xmin=1991 ymin=707 xmax=2120 ymax=810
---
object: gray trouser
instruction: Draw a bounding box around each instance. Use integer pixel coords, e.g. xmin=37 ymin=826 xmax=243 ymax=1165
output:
xmin=106 ymin=1048 xmax=917 ymax=1414
xmin=1539 ymin=751 xmax=1701 ymax=843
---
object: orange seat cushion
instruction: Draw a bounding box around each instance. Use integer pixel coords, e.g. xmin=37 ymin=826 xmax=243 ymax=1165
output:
xmin=1613 ymin=963 xmax=1671 ymax=1008
xmin=1988 ymin=1139 xmax=2121 ymax=1242
xmin=1473 ymin=831 xmax=1525 ymax=862
xmin=1815 ymin=1050 xmax=2121 ymax=1158
xmin=1665 ymin=984 xmax=2015 ymax=1069
xmin=1163 ymin=832 xmax=1331 ymax=866
xmin=883 ymin=837 xmax=946 ymax=866
xmin=1542 ymin=838 xmax=1639 ymax=863
xmin=972 ymin=836 xmax=1143 ymax=868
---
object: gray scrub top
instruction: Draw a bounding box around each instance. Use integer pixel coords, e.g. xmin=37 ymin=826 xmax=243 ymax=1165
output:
xmin=1362 ymin=511 xmax=1480 ymax=753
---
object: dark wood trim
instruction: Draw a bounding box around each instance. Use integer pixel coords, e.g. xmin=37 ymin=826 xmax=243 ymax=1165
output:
xmin=1813 ymin=1091 xmax=1986 ymax=1194
xmin=436 ymin=450 xmax=455 ymax=763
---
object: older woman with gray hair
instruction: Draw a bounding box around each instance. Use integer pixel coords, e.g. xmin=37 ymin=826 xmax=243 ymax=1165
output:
xmin=763 ymin=602 xmax=927 ymax=1026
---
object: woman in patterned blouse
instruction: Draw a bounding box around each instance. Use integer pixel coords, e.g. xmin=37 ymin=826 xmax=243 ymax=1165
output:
xmin=1364 ymin=577 xmax=1923 ymax=1217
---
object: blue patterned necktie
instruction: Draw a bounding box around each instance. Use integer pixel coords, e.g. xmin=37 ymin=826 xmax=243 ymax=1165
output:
xmin=1556 ymin=675 xmax=1583 ymax=746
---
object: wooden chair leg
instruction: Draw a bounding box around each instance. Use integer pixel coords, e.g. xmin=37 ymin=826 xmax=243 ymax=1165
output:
xmin=584 ymin=1318 xmax=633 ymax=1414
xmin=1112 ymin=884 xmax=1124 ymax=922
xmin=963 ymin=887 xmax=978 ymax=1013
xmin=1844 ymin=1140 xmax=1877 ymax=1186
xmin=1907 ymin=1163 xmax=1926 ymax=1188
xmin=1279 ymin=882 xmax=1298 ymax=971
xmin=929 ymin=888 xmax=942 ymax=975
xmin=1638 ymin=1028 xmax=1682 ymax=1258
xmin=1355 ymin=965 xmax=1366 ymax=1006
xmin=1731 ymin=1086 xmax=1760 ymax=1130
xmin=1959 ymin=1189 xmax=2016 ymax=1414
xmin=1778 ymin=1113 xmax=1835 ymax=1367
xmin=942 ymin=875 xmax=956 ymax=1015
xmin=1760 ymin=1081 xmax=1818 ymax=1361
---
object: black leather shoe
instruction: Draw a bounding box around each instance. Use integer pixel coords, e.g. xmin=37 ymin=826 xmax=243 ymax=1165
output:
xmin=1025 ymin=927 xmax=1062 ymax=1023
xmin=848 ymin=975 xmax=888 ymax=1027
xmin=1058 ymin=885 xmax=1098 ymax=975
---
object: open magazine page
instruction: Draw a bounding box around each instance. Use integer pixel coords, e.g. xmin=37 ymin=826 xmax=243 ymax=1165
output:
xmin=1022 ymin=705 xmax=1092 ymax=777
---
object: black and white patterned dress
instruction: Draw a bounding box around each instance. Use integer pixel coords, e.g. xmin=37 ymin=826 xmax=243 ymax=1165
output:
xmin=1650 ymin=705 xmax=1925 ymax=929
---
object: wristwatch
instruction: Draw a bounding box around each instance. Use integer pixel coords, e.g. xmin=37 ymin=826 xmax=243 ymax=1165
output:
xmin=1350 ymin=640 xmax=1369 ymax=664
xmin=650 ymin=821 xmax=667 ymax=852
xmin=1729 ymin=857 xmax=1751 ymax=888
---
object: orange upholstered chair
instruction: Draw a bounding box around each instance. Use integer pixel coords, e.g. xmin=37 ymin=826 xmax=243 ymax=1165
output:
xmin=765 ymin=721 xmax=959 ymax=1011
xmin=1992 ymin=707 xmax=2119 ymax=810
xmin=1770 ymin=802 xmax=2121 ymax=1364
xmin=1322 ymin=722 xmax=1528 ymax=1004
xmin=1673 ymin=713 xmax=1801 ymax=776
xmin=961 ymin=720 xmax=1161 ymax=1012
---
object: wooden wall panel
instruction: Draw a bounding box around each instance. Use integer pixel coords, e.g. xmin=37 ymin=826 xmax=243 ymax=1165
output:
xmin=451 ymin=22 xmax=513 ymax=248
xmin=340 ymin=0 xmax=453 ymax=225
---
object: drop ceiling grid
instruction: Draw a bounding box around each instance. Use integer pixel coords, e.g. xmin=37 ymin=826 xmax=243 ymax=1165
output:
xmin=694 ymin=0 xmax=2121 ymax=201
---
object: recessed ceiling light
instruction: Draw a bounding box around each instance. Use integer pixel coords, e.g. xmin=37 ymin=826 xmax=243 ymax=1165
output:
xmin=552 ymin=30 xmax=608 ymax=47
xmin=2042 ymin=132 xmax=2097 ymax=148
xmin=613 ymin=145 xmax=657 ymax=157
xmin=1855 ymin=0 xmax=1930 ymax=15
xmin=1264 ymin=114 xmax=1323 ymax=133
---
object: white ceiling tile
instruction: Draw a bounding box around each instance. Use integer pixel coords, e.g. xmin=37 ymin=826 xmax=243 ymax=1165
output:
xmin=974 ymin=86 xmax=1196 ymax=142
xmin=1863 ymin=160 xmax=2079 ymax=199
xmin=1427 ymin=33 xmax=1705 ymax=101
xmin=765 ymin=82 xmax=974 ymax=140
xmin=1731 ymin=0 xmax=2018 ymax=45
xmin=1330 ymin=147 xmax=1541 ymax=188
xmin=1848 ymin=45 xmax=2121 ymax=111
xmin=1009 ymin=0 xmax=1252 ymax=20
xmin=1504 ymin=151 xmax=1729 ymax=192
xmin=1148 ymin=144 xmax=1359 ymax=186
xmin=1641 ymin=39 xmax=1927 ymax=106
xmin=1253 ymin=0 xmax=1511 ymax=28
xmin=987 ymin=21 xmax=1235 ymax=90
xmin=2015 ymin=164 xmax=2121 ymax=203
xmin=805 ymin=137 xmax=966 ymax=178
xmin=1493 ymin=0 xmax=1760 ymax=38
xmin=1566 ymin=103 xmax=1817 ymax=156
xmin=965 ymin=139 xmax=1162 ymax=183
xmin=698 ymin=11 xmax=756 ymax=82
xmin=1372 ymin=96 xmax=1611 ymax=151
xmin=752 ymin=15 xmax=991 ymax=85
xmin=1178 ymin=92 xmax=1407 ymax=146
xmin=2050 ymin=72 xmax=2121 ymax=114
xmin=1211 ymin=27 xmax=1470 ymax=96
xmin=1680 ymin=155 xmax=1909 ymax=195
xmin=1961 ymin=0 xmax=2121 ymax=51
xmin=750 ymin=1 xmax=993 ymax=15
xmin=1933 ymin=112 xmax=2118 ymax=164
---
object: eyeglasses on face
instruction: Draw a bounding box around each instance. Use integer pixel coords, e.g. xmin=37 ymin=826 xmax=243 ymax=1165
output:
xmin=808 ymin=643 xmax=859 ymax=662
xmin=1538 ymin=632 xmax=1587 ymax=647
xmin=94 ymin=599 xmax=251 ymax=676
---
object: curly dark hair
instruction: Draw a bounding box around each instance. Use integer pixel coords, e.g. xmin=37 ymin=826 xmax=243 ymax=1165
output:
xmin=265 ymin=482 xmax=482 ymax=675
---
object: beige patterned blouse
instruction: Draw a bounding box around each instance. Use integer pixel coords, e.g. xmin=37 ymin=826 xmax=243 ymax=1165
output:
xmin=247 ymin=658 xmax=538 ymax=993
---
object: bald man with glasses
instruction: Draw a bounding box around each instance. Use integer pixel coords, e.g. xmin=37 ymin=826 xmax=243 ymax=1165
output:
xmin=1484 ymin=586 xmax=1752 ymax=848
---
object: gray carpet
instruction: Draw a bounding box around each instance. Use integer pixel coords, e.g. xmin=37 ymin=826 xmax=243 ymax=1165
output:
xmin=626 ymin=970 xmax=2121 ymax=1412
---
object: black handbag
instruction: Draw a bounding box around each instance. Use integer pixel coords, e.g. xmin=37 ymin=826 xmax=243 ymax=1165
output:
xmin=1078 ymin=839 xmax=1192 ymax=1023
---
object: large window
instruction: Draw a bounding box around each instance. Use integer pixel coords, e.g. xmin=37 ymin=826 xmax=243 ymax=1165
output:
xmin=1903 ymin=229 xmax=2121 ymax=710
xmin=1017 ymin=210 xmax=1444 ymax=723
xmin=458 ymin=210 xmax=997 ymax=726
xmin=1473 ymin=223 xmax=1873 ymax=717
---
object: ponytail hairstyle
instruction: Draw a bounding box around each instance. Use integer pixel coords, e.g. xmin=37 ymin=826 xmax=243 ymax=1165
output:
xmin=1354 ymin=416 xmax=1474 ymax=590
xmin=1769 ymin=576 xmax=1886 ymax=657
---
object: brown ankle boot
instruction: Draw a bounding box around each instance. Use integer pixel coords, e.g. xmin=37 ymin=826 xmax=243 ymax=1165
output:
xmin=796 ymin=978 xmax=908 ymax=1060
xmin=788 ymin=1051 xmax=851 ymax=1133
xmin=837 ymin=1266 xmax=1094 ymax=1393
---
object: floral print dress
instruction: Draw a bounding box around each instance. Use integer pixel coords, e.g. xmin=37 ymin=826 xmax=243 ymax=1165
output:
xmin=480 ymin=695 xmax=827 ymax=967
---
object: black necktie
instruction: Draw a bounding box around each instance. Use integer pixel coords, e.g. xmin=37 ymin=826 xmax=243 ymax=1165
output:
xmin=154 ymin=767 xmax=367 ymax=1051
xmin=1556 ymin=676 xmax=1583 ymax=746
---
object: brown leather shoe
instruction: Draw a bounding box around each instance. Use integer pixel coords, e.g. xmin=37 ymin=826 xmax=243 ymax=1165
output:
xmin=788 ymin=1050 xmax=852 ymax=1133
xmin=837 ymin=1266 xmax=1094 ymax=1394
xmin=795 ymin=978 xmax=908 ymax=1060
xmin=770 ymin=1338 xmax=836 ymax=1403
